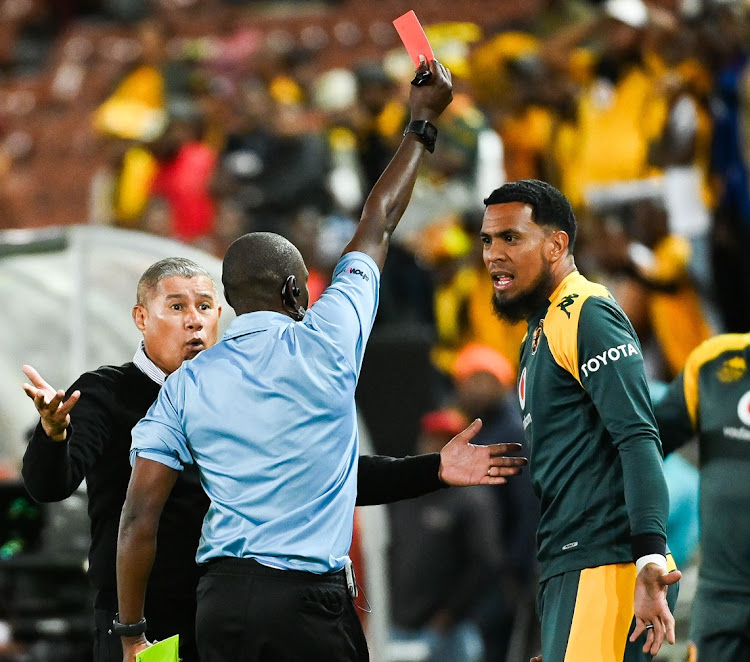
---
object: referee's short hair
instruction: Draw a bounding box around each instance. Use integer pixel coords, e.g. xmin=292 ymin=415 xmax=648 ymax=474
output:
xmin=137 ymin=257 xmax=215 ymax=306
xmin=483 ymin=179 xmax=577 ymax=251
xmin=222 ymin=232 xmax=306 ymax=312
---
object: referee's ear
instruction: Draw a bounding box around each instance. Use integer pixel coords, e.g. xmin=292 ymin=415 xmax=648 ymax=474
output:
xmin=223 ymin=288 xmax=233 ymax=309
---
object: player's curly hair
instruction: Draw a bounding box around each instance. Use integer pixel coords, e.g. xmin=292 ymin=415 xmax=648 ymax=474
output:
xmin=483 ymin=179 xmax=577 ymax=251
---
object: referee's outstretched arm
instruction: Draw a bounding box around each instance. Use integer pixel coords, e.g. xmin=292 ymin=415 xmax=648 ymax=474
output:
xmin=342 ymin=56 xmax=453 ymax=270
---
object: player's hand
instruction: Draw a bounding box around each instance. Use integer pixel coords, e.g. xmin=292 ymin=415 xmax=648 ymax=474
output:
xmin=530 ymin=657 xmax=542 ymax=662
xmin=409 ymin=56 xmax=453 ymax=124
xmin=21 ymin=365 xmax=80 ymax=441
xmin=630 ymin=563 xmax=682 ymax=656
xmin=438 ymin=419 xmax=527 ymax=486
xmin=122 ymin=635 xmax=151 ymax=662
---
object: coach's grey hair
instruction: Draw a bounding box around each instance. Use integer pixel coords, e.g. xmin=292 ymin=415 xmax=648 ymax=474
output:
xmin=136 ymin=257 xmax=216 ymax=306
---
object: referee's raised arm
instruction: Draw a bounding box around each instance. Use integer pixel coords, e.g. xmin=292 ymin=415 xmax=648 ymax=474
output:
xmin=343 ymin=56 xmax=452 ymax=270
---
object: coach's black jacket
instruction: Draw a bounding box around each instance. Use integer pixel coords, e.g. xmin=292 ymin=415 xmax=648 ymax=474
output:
xmin=22 ymin=361 xmax=442 ymax=608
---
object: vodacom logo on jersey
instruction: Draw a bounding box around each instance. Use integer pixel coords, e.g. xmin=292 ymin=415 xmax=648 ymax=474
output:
xmin=723 ymin=390 xmax=750 ymax=441
xmin=518 ymin=367 xmax=527 ymax=409
xmin=738 ymin=390 xmax=750 ymax=427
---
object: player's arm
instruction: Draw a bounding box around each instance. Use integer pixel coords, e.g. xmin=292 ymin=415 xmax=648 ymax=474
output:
xmin=21 ymin=366 xmax=112 ymax=502
xmin=576 ymin=298 xmax=668 ymax=556
xmin=356 ymin=419 xmax=526 ymax=505
xmin=577 ymin=297 xmax=680 ymax=655
xmin=342 ymin=58 xmax=452 ymax=270
xmin=117 ymin=455 xmax=178 ymax=661
xmin=653 ymin=371 xmax=695 ymax=456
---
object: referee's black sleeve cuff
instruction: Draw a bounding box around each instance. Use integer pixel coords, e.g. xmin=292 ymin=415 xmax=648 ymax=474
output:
xmin=631 ymin=533 xmax=667 ymax=563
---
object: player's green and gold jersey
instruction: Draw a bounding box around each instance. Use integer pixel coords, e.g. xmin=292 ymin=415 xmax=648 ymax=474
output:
xmin=519 ymin=271 xmax=669 ymax=581
xmin=656 ymin=333 xmax=750 ymax=593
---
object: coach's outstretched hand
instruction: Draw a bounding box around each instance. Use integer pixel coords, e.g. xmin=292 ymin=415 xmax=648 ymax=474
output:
xmin=437 ymin=419 xmax=527 ymax=486
xmin=630 ymin=563 xmax=682 ymax=656
xmin=22 ymin=364 xmax=80 ymax=441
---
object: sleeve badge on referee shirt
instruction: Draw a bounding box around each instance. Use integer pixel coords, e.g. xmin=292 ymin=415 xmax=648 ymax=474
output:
xmin=531 ymin=319 xmax=544 ymax=355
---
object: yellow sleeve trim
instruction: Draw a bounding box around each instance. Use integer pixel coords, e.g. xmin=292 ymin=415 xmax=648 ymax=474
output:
xmin=544 ymin=272 xmax=610 ymax=385
xmin=682 ymin=333 xmax=750 ymax=429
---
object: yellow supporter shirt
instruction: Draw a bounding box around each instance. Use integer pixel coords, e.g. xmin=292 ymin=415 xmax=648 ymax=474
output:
xmin=115 ymin=146 xmax=158 ymax=224
xmin=500 ymin=105 xmax=554 ymax=182
xmin=94 ymin=65 xmax=166 ymax=141
xmin=432 ymin=265 xmax=527 ymax=376
xmin=645 ymin=235 xmax=713 ymax=377
xmin=562 ymin=64 xmax=667 ymax=208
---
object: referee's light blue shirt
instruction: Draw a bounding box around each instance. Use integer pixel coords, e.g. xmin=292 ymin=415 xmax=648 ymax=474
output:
xmin=130 ymin=252 xmax=380 ymax=574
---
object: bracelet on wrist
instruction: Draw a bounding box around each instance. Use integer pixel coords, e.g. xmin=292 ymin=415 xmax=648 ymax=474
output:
xmin=403 ymin=120 xmax=438 ymax=153
xmin=110 ymin=615 xmax=147 ymax=637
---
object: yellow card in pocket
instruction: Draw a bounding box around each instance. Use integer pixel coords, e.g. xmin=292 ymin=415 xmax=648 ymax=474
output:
xmin=135 ymin=635 xmax=179 ymax=662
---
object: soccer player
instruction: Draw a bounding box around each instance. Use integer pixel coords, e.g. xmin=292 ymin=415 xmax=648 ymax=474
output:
xmin=479 ymin=179 xmax=681 ymax=662
xmin=655 ymin=332 xmax=750 ymax=661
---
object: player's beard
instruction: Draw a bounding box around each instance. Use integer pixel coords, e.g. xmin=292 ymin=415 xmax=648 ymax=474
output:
xmin=491 ymin=262 xmax=554 ymax=324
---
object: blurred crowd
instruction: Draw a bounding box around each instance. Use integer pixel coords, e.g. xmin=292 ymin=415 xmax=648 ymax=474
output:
xmin=2 ymin=0 xmax=750 ymax=659
xmin=1 ymin=0 xmax=749 ymax=383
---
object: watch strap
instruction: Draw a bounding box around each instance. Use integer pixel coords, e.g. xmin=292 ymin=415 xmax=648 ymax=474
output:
xmin=110 ymin=615 xmax=147 ymax=637
xmin=403 ymin=120 xmax=438 ymax=153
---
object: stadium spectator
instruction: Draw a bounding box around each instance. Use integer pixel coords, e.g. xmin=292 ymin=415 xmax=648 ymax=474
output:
xmin=646 ymin=25 xmax=715 ymax=299
xmin=597 ymin=199 xmax=713 ymax=380
xmin=146 ymin=115 xmax=218 ymax=247
xmin=389 ymin=408 xmax=502 ymax=662
xmin=542 ymin=0 xmax=667 ymax=210
xmin=211 ymin=78 xmax=331 ymax=237
xmin=706 ymin=4 xmax=750 ymax=334
xmin=348 ymin=62 xmax=408 ymax=192
xmin=93 ymin=20 xmax=169 ymax=144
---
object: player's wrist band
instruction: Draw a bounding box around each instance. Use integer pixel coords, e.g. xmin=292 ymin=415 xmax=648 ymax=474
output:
xmin=110 ymin=615 xmax=147 ymax=637
xmin=636 ymin=554 xmax=668 ymax=574
xmin=403 ymin=120 xmax=438 ymax=153
xmin=630 ymin=532 xmax=666 ymax=563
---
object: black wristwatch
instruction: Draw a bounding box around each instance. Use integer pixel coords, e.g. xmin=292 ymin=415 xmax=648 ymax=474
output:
xmin=110 ymin=615 xmax=147 ymax=637
xmin=403 ymin=120 xmax=438 ymax=153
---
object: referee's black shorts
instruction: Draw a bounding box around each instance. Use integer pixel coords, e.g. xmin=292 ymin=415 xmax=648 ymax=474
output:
xmin=196 ymin=557 xmax=369 ymax=662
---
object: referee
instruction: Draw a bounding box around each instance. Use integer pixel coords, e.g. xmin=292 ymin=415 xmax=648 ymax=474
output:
xmin=116 ymin=58 xmax=456 ymax=662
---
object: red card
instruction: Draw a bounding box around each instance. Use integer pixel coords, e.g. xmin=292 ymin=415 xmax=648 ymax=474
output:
xmin=393 ymin=10 xmax=434 ymax=67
